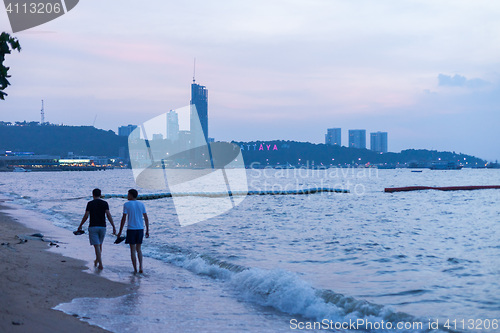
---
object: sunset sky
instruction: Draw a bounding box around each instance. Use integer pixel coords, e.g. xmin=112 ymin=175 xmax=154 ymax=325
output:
xmin=1 ymin=1 xmax=499 ymax=160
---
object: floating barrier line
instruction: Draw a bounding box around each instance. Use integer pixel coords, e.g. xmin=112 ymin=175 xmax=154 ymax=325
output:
xmin=385 ymin=185 xmax=500 ymax=193
xmin=102 ymin=187 xmax=349 ymax=200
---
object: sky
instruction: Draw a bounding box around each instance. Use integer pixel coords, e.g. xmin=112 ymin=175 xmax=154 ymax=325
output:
xmin=1 ymin=0 xmax=499 ymax=161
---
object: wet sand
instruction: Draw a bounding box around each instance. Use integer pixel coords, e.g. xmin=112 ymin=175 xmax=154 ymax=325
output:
xmin=0 ymin=204 xmax=133 ymax=333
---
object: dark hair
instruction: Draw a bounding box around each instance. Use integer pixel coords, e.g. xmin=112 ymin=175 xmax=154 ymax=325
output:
xmin=92 ymin=188 xmax=101 ymax=197
xmin=128 ymin=189 xmax=138 ymax=199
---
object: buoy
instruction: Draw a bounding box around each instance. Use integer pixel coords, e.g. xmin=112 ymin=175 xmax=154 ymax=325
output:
xmin=102 ymin=187 xmax=349 ymax=200
xmin=385 ymin=185 xmax=500 ymax=193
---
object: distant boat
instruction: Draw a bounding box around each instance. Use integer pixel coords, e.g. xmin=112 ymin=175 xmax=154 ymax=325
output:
xmin=486 ymin=162 xmax=500 ymax=169
xmin=407 ymin=161 xmax=431 ymax=168
xmin=430 ymin=162 xmax=463 ymax=170
xmin=411 ymin=170 xmax=423 ymax=173
xmin=13 ymin=167 xmax=31 ymax=172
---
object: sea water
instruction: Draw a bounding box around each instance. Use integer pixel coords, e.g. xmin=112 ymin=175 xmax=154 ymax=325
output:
xmin=0 ymin=168 xmax=499 ymax=332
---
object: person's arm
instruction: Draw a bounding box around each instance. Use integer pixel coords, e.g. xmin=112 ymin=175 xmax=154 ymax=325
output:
xmin=78 ymin=211 xmax=89 ymax=230
xmin=105 ymin=210 xmax=117 ymax=235
xmin=143 ymin=213 xmax=149 ymax=238
xmin=117 ymin=213 xmax=127 ymax=237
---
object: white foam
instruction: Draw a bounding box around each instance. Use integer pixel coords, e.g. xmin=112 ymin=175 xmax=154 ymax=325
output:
xmin=143 ymin=246 xmax=440 ymax=332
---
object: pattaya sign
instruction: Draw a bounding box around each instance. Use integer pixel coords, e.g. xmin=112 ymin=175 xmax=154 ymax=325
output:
xmin=240 ymin=143 xmax=279 ymax=151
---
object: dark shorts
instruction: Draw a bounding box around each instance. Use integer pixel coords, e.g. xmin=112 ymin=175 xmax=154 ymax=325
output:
xmin=125 ymin=229 xmax=144 ymax=245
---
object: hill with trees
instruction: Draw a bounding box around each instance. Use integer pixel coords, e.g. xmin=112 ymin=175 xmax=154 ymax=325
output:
xmin=233 ymin=140 xmax=486 ymax=168
xmin=0 ymin=122 xmax=127 ymax=156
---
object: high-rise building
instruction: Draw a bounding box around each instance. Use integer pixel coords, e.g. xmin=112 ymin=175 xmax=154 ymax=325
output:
xmin=370 ymin=131 xmax=388 ymax=153
xmin=325 ymin=128 xmax=341 ymax=146
xmin=190 ymin=80 xmax=208 ymax=142
xmin=152 ymin=134 xmax=163 ymax=141
xmin=118 ymin=124 xmax=139 ymax=140
xmin=167 ymin=110 xmax=179 ymax=142
xmin=348 ymin=129 xmax=366 ymax=149
xmin=177 ymin=130 xmax=192 ymax=153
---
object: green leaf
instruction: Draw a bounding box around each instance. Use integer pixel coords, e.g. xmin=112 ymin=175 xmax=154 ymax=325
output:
xmin=0 ymin=31 xmax=21 ymax=100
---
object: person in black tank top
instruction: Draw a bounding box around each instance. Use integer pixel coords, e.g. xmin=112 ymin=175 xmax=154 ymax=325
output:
xmin=78 ymin=188 xmax=117 ymax=270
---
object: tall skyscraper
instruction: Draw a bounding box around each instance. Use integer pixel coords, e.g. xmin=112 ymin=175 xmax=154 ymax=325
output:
xmin=325 ymin=128 xmax=341 ymax=146
xmin=370 ymin=131 xmax=388 ymax=153
xmin=348 ymin=129 xmax=366 ymax=149
xmin=167 ymin=110 xmax=179 ymax=142
xmin=190 ymin=80 xmax=208 ymax=142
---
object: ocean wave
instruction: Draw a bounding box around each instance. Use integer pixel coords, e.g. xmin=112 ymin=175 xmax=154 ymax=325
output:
xmin=145 ymin=246 xmax=449 ymax=333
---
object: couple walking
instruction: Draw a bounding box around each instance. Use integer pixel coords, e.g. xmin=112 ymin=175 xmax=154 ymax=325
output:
xmin=77 ymin=188 xmax=149 ymax=273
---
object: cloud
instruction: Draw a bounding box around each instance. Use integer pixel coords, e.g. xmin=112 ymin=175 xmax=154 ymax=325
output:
xmin=438 ymin=74 xmax=490 ymax=88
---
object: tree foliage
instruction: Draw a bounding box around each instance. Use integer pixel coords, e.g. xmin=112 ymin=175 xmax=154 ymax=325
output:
xmin=0 ymin=32 xmax=22 ymax=100
xmin=0 ymin=124 xmax=128 ymax=156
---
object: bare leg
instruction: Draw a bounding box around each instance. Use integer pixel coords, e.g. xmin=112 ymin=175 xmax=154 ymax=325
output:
xmin=99 ymin=244 xmax=103 ymax=268
xmin=137 ymin=244 xmax=143 ymax=273
xmin=93 ymin=244 xmax=103 ymax=270
xmin=130 ymin=244 xmax=138 ymax=273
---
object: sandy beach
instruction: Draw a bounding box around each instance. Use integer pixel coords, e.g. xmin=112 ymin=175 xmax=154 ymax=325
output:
xmin=0 ymin=204 xmax=132 ymax=333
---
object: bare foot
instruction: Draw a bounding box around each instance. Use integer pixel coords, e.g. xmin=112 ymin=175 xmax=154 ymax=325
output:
xmin=94 ymin=259 xmax=98 ymax=267
xmin=139 ymin=269 xmax=143 ymax=274
xmin=98 ymin=265 xmax=104 ymax=270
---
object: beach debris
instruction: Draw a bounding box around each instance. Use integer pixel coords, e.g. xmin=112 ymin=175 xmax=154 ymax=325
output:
xmin=49 ymin=242 xmax=59 ymax=247
xmin=1 ymin=242 xmax=15 ymax=251
xmin=16 ymin=234 xmax=61 ymax=244
xmin=11 ymin=321 xmax=23 ymax=325
xmin=17 ymin=234 xmax=38 ymax=242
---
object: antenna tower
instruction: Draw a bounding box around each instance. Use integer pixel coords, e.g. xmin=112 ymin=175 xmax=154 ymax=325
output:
xmin=193 ymin=58 xmax=196 ymax=83
xmin=41 ymin=100 xmax=45 ymax=124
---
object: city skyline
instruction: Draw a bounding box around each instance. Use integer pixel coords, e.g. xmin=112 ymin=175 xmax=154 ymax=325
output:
xmin=1 ymin=1 xmax=499 ymax=161
xmin=327 ymin=128 xmax=388 ymax=153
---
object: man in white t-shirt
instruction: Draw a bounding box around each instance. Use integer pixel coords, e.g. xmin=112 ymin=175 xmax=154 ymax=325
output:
xmin=117 ymin=189 xmax=150 ymax=274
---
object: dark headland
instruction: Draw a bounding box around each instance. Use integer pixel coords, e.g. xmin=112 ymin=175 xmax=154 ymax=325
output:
xmin=0 ymin=122 xmax=489 ymax=168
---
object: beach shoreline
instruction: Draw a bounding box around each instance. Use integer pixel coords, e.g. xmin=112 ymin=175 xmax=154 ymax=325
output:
xmin=0 ymin=203 xmax=133 ymax=333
